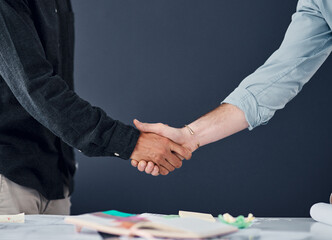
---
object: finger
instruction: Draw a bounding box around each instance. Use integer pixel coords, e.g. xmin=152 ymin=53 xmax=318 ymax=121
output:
xmin=151 ymin=166 xmax=160 ymax=176
xmin=164 ymin=151 xmax=183 ymax=169
xmin=145 ymin=162 xmax=155 ymax=174
xmin=137 ymin=161 xmax=147 ymax=172
xmin=174 ymin=152 xmax=184 ymax=161
xmin=160 ymin=158 xmax=176 ymax=172
xmin=133 ymin=119 xmax=164 ymax=135
xmin=159 ymin=166 xmax=170 ymax=176
xmin=131 ymin=160 xmax=139 ymax=167
xmin=170 ymin=142 xmax=192 ymax=160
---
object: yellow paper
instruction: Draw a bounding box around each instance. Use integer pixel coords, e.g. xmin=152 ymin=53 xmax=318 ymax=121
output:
xmin=179 ymin=210 xmax=216 ymax=222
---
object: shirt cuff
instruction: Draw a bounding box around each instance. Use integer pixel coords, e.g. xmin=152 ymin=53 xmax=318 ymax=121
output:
xmin=221 ymin=87 xmax=260 ymax=130
xmin=105 ymin=121 xmax=140 ymax=160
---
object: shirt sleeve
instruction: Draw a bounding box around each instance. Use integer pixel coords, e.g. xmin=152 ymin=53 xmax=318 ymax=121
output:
xmin=0 ymin=1 xmax=139 ymax=159
xmin=222 ymin=0 xmax=332 ymax=130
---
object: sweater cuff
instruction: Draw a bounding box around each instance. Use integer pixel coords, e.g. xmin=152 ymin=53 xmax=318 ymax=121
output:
xmin=106 ymin=121 xmax=140 ymax=160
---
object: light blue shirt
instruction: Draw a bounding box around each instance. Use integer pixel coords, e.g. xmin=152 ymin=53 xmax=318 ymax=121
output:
xmin=223 ymin=0 xmax=332 ymax=130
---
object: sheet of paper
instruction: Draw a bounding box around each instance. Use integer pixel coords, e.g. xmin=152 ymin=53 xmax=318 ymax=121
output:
xmin=142 ymin=215 xmax=237 ymax=237
xmin=140 ymin=213 xmax=179 ymax=219
xmin=179 ymin=210 xmax=216 ymax=222
xmin=0 ymin=213 xmax=25 ymax=223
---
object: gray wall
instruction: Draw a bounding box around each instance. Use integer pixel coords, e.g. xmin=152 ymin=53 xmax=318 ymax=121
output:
xmin=70 ymin=0 xmax=332 ymax=217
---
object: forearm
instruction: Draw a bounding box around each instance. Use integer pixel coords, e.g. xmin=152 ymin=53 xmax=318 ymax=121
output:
xmin=186 ymin=103 xmax=248 ymax=150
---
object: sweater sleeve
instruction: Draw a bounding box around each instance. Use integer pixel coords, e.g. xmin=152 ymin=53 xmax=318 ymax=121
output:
xmin=0 ymin=1 xmax=139 ymax=159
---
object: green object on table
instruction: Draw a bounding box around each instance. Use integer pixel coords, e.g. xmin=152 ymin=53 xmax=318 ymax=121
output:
xmin=218 ymin=214 xmax=252 ymax=229
xmin=163 ymin=214 xmax=179 ymax=219
xmin=103 ymin=210 xmax=136 ymax=217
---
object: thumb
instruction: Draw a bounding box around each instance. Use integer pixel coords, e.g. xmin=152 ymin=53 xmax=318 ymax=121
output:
xmin=133 ymin=119 xmax=163 ymax=135
xmin=133 ymin=119 xmax=146 ymax=131
xmin=134 ymin=119 xmax=151 ymax=132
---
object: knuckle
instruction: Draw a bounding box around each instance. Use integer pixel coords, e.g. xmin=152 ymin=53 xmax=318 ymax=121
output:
xmin=156 ymin=155 xmax=164 ymax=163
xmin=158 ymin=149 xmax=167 ymax=158
xmin=162 ymin=148 xmax=168 ymax=156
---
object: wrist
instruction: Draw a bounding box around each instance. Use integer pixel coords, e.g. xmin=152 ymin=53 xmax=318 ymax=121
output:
xmin=181 ymin=125 xmax=200 ymax=152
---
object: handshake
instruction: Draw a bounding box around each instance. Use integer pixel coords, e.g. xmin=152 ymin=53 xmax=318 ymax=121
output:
xmin=130 ymin=119 xmax=200 ymax=177
xmin=129 ymin=104 xmax=248 ymax=176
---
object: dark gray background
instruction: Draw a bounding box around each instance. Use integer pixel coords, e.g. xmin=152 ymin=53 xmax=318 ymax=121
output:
xmin=70 ymin=0 xmax=332 ymax=217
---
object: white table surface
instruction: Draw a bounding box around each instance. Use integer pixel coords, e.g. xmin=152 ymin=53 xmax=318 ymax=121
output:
xmin=1 ymin=215 xmax=332 ymax=240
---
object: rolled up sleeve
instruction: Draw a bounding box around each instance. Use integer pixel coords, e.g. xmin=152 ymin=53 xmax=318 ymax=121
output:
xmin=222 ymin=0 xmax=332 ymax=130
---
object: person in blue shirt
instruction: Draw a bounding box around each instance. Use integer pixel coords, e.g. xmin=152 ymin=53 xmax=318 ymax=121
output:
xmin=131 ymin=0 xmax=332 ymax=176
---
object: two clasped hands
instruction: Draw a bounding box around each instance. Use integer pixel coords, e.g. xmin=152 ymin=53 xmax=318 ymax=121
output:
xmin=130 ymin=119 xmax=198 ymax=176
xmin=129 ymin=103 xmax=249 ymax=176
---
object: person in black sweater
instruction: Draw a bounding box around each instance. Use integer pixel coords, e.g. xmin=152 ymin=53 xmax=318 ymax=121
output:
xmin=0 ymin=0 xmax=191 ymax=215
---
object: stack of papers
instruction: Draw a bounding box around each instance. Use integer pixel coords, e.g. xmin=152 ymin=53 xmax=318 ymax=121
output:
xmin=65 ymin=210 xmax=237 ymax=239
